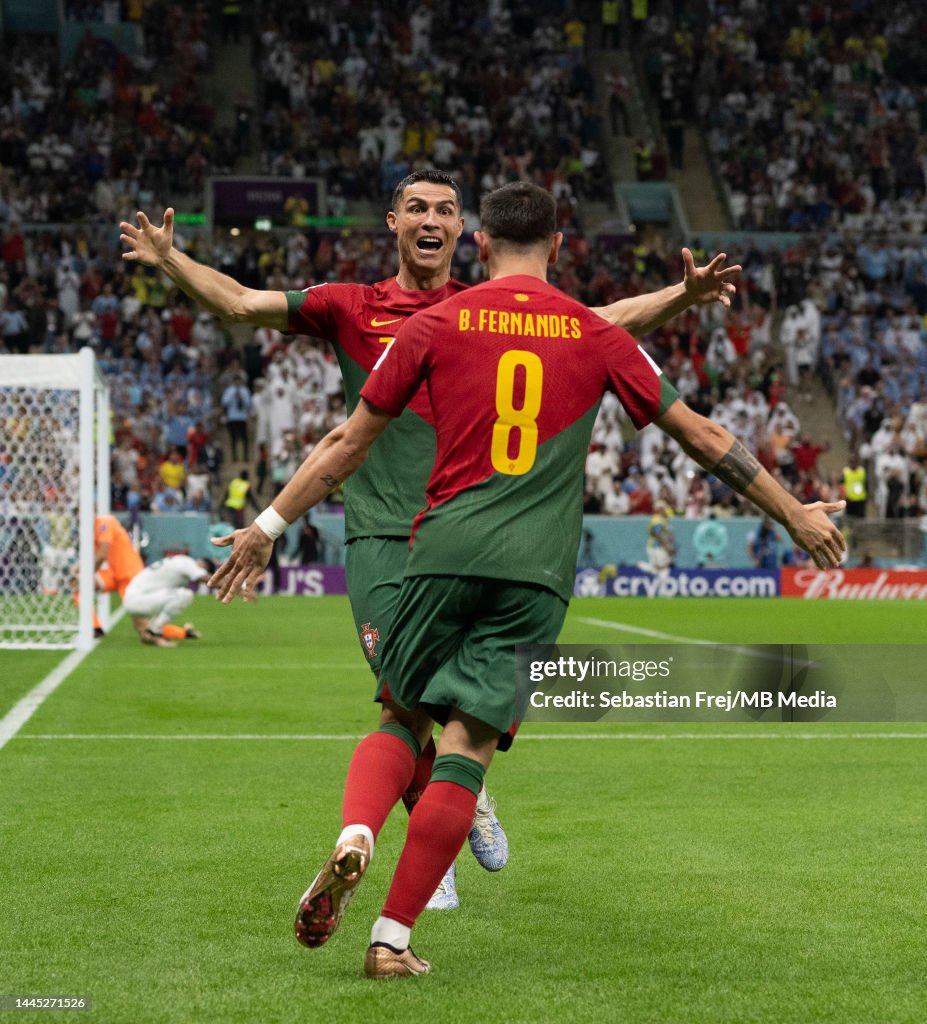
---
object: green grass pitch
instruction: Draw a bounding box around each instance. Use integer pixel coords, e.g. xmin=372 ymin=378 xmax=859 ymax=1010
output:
xmin=1 ymin=596 xmax=925 ymax=1024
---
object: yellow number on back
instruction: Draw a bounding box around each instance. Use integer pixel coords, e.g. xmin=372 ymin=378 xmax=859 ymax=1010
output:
xmin=491 ymin=350 xmax=544 ymax=475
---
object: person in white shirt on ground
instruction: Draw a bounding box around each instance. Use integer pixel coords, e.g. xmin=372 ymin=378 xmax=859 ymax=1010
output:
xmin=122 ymin=555 xmax=217 ymax=648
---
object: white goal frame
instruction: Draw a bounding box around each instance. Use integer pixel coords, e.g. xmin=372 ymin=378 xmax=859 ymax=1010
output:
xmin=0 ymin=349 xmax=110 ymax=650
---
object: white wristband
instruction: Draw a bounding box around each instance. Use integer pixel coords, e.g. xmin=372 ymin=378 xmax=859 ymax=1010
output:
xmin=254 ymin=506 xmax=290 ymax=541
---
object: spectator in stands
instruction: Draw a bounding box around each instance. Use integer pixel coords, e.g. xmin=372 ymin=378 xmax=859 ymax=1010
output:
xmin=747 ymin=517 xmax=780 ymax=570
xmin=224 ymin=467 xmax=260 ymax=529
xmin=792 ymin=433 xmax=829 ymax=480
xmin=638 ymin=508 xmax=676 ymax=578
xmin=221 ymin=372 xmax=251 ymax=462
xmin=150 ymin=479 xmax=184 ymax=514
xmin=693 ymin=513 xmax=728 ymax=568
xmin=158 ymin=447 xmax=186 ymax=494
xmin=602 ymin=476 xmax=630 ymax=516
xmin=874 ymin=442 xmax=908 ymax=518
xmin=842 ymin=453 xmax=868 ymax=518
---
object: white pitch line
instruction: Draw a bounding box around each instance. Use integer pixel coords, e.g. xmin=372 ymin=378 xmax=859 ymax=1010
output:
xmin=0 ymin=652 xmax=94 ymax=751
xmin=10 ymin=732 xmax=927 ymax=741
xmin=0 ymin=610 xmax=125 ymax=751
xmin=123 ymin=663 xmax=369 ymax=672
xmin=577 ymin=616 xmax=714 ymax=645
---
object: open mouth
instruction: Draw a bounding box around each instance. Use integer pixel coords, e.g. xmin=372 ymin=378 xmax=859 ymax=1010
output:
xmin=416 ymin=236 xmax=443 ymax=252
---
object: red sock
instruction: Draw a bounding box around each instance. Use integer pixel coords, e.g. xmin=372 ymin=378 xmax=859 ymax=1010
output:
xmin=342 ymin=732 xmax=416 ymax=838
xmin=162 ymin=623 xmax=185 ymax=640
xmin=401 ymin=735 xmax=436 ymax=813
xmin=382 ymin=781 xmax=477 ymax=927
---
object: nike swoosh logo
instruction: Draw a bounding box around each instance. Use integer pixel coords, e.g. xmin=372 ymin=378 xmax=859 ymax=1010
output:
xmin=371 ymin=316 xmax=403 ymax=327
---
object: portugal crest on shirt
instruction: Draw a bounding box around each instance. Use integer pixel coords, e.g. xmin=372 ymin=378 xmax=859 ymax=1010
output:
xmin=360 ymin=622 xmax=380 ymax=657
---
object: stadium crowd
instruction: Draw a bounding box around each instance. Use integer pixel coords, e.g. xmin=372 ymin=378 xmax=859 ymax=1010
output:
xmin=256 ymin=0 xmax=610 ymax=218
xmin=641 ymin=0 xmax=927 ymax=234
xmin=0 ymin=1 xmax=228 ymax=229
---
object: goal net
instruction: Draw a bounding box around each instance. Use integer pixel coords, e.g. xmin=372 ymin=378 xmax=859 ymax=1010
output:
xmin=0 ymin=350 xmax=110 ymax=650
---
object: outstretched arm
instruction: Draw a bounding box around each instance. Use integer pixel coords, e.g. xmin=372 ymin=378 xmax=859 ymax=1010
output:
xmin=209 ymin=399 xmax=394 ymax=602
xmin=593 ymin=248 xmax=742 ymax=336
xmin=656 ymin=401 xmax=846 ymax=568
xmin=120 ymin=208 xmax=289 ymax=329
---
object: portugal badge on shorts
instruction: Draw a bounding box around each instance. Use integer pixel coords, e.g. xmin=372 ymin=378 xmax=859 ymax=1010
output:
xmin=360 ymin=622 xmax=380 ymax=657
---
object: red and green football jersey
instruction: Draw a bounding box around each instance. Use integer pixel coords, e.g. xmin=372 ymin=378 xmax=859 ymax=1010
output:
xmin=286 ymin=278 xmax=467 ymax=540
xmin=360 ymin=274 xmax=679 ymax=602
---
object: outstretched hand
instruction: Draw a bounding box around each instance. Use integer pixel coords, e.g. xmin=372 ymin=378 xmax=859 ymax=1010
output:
xmin=682 ymin=247 xmax=742 ymax=307
xmin=785 ymin=500 xmax=847 ymax=569
xmin=208 ymin=525 xmax=273 ymax=603
xmin=120 ymin=208 xmax=175 ymax=267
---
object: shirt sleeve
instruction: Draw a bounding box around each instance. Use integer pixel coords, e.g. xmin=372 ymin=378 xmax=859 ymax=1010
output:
xmin=174 ymin=555 xmax=207 ymax=582
xmin=359 ymin=315 xmax=431 ymax=418
xmin=285 ymin=284 xmax=336 ymax=340
xmin=601 ymin=324 xmax=679 ymax=429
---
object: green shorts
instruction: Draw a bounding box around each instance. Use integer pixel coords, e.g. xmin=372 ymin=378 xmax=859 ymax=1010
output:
xmin=378 ymin=575 xmax=568 ymax=751
xmin=344 ymin=536 xmax=409 ymax=673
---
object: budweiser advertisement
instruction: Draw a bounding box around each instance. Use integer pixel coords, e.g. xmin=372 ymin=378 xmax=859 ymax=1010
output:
xmin=781 ymin=567 xmax=927 ymax=599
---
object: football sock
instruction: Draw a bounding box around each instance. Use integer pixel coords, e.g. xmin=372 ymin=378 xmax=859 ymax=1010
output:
xmin=162 ymin=624 xmax=186 ymax=641
xmin=341 ymin=730 xmax=417 ymax=840
xmin=381 ymin=759 xmax=484 ymax=928
xmin=370 ymin=916 xmax=411 ymax=951
xmin=337 ymin=823 xmax=375 ymax=861
xmin=401 ymin=735 xmax=437 ymax=813
xmin=377 ymin=722 xmax=421 ymax=759
xmin=430 ymin=752 xmax=485 ymax=796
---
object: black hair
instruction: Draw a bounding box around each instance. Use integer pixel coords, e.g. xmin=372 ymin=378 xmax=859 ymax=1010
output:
xmin=391 ymin=169 xmax=463 ymax=213
xmin=200 ymin=557 xmax=217 ymax=576
xmin=478 ymin=182 xmax=556 ymax=247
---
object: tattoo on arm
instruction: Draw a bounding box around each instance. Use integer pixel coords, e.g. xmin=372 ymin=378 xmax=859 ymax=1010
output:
xmin=320 ymin=473 xmax=340 ymax=489
xmin=712 ymin=439 xmax=762 ymax=493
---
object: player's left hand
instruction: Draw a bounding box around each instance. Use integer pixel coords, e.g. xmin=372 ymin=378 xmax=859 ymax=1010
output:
xmin=209 ymin=525 xmax=273 ymax=603
xmin=682 ymin=248 xmax=741 ymax=307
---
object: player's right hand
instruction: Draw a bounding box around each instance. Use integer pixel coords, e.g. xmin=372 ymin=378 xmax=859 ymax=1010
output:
xmin=209 ymin=525 xmax=273 ymax=603
xmin=119 ymin=208 xmax=175 ymax=267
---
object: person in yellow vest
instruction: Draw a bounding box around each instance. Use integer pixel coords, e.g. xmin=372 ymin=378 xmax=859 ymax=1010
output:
xmin=635 ymin=139 xmax=653 ymax=180
xmin=222 ymin=1 xmax=241 ymax=43
xmin=842 ymin=453 xmax=867 ymax=518
xmin=224 ymin=468 xmax=260 ymax=529
xmin=601 ymin=0 xmax=620 ymax=48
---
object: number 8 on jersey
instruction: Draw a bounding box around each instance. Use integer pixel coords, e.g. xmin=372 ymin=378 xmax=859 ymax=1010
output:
xmin=491 ymin=350 xmax=543 ymax=476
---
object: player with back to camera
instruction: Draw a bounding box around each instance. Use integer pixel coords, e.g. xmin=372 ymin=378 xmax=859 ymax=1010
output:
xmin=120 ymin=169 xmax=741 ymax=908
xmin=208 ymin=181 xmax=847 ymax=978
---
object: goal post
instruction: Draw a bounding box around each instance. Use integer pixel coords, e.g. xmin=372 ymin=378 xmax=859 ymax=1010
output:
xmin=0 ymin=349 xmax=110 ymax=650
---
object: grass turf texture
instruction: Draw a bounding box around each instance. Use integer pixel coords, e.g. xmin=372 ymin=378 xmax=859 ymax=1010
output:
xmin=1 ymin=596 xmax=924 ymax=1024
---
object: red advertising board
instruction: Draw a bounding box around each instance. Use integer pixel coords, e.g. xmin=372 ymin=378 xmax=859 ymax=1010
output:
xmin=781 ymin=567 xmax=927 ymax=599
